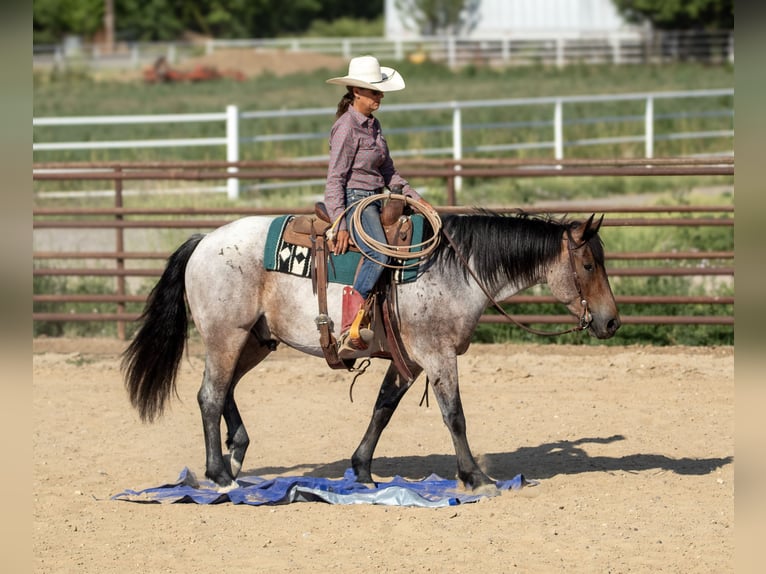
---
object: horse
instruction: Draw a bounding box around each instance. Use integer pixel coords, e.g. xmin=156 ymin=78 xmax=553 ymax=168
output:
xmin=122 ymin=211 xmax=620 ymax=493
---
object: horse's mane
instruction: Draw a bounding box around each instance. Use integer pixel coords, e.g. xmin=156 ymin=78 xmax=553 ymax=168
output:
xmin=434 ymin=210 xmax=604 ymax=290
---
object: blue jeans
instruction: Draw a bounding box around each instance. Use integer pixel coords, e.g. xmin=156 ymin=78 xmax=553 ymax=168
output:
xmin=346 ymin=189 xmax=389 ymax=298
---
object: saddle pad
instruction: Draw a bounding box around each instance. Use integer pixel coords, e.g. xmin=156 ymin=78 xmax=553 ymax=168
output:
xmin=263 ymin=214 xmax=425 ymax=285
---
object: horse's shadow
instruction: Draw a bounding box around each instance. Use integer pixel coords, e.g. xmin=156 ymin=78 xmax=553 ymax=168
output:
xmin=244 ymin=435 xmax=733 ymax=481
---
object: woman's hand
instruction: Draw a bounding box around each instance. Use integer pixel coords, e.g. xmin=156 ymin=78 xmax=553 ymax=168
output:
xmin=332 ymin=229 xmax=351 ymax=255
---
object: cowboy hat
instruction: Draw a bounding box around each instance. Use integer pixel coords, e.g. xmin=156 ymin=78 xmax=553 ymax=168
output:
xmin=326 ymin=55 xmax=405 ymax=92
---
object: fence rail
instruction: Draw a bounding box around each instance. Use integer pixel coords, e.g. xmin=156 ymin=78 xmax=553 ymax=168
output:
xmin=33 ymin=88 xmax=734 ymax=198
xmin=33 ymin=29 xmax=734 ymax=71
xmin=32 ymin=157 xmax=734 ymax=338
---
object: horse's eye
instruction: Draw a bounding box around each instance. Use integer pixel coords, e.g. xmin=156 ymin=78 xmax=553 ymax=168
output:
xmin=584 ymin=263 xmax=594 ymax=272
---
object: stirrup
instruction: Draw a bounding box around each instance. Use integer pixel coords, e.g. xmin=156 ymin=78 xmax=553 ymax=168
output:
xmin=341 ymin=308 xmax=373 ymax=350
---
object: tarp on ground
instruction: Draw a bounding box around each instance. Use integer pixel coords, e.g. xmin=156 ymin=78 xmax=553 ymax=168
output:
xmin=112 ymin=468 xmax=537 ymax=508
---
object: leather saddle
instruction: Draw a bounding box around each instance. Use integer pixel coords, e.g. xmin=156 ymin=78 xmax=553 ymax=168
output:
xmin=280 ymin=195 xmax=415 ymax=381
xmin=282 ymin=196 xmax=413 ymax=252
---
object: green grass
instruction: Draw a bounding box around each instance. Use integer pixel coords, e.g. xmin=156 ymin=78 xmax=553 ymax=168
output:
xmin=33 ymin=61 xmax=733 ymax=167
xmin=34 ymin=61 xmax=733 ymax=116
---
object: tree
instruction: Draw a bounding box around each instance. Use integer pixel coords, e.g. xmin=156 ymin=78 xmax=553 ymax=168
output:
xmin=611 ymin=0 xmax=733 ymax=30
xmin=394 ymin=0 xmax=481 ymax=36
xmin=34 ymin=0 xmax=384 ymax=43
xmin=34 ymin=0 xmax=105 ymax=44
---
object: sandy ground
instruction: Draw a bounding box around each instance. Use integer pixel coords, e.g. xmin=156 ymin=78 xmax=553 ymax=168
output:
xmin=32 ymin=338 xmax=733 ymax=573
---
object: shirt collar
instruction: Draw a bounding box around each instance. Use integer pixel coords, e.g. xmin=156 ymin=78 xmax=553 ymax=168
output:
xmin=348 ymin=106 xmax=374 ymax=127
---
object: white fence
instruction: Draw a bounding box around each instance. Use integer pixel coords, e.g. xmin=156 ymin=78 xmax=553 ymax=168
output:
xmin=33 ymin=88 xmax=735 ymax=198
xmin=33 ymin=29 xmax=734 ymax=71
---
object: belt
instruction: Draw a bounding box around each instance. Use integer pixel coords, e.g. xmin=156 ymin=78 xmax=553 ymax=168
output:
xmin=347 ymin=188 xmax=384 ymax=200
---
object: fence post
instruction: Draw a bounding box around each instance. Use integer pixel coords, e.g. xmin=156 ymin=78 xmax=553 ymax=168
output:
xmin=452 ymin=103 xmax=463 ymax=193
xmin=611 ymin=34 xmax=622 ymax=65
xmin=554 ymin=99 xmax=564 ymax=160
xmin=645 ymin=95 xmax=654 ymax=158
xmin=226 ymin=105 xmax=240 ymax=200
xmin=114 ymin=167 xmax=126 ymax=340
xmin=556 ymin=37 xmax=565 ymax=68
xmin=447 ymin=36 xmax=456 ymax=69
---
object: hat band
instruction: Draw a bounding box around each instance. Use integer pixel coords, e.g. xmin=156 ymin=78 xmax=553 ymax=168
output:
xmin=369 ymin=70 xmax=395 ymax=85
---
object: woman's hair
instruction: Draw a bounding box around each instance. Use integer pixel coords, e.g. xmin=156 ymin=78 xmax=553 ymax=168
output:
xmin=335 ymin=87 xmax=355 ymax=120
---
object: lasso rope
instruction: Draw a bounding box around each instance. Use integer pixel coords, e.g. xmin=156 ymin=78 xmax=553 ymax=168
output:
xmin=330 ymin=192 xmax=442 ymax=269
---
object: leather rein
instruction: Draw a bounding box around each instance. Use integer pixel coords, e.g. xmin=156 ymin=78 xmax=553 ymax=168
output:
xmin=440 ymin=227 xmax=592 ymax=337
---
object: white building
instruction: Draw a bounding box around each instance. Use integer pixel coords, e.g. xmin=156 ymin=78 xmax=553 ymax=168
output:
xmin=385 ymin=0 xmax=638 ymax=39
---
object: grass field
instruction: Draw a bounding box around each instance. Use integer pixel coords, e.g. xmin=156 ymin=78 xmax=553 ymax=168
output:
xmin=33 ymin=60 xmax=733 ymax=165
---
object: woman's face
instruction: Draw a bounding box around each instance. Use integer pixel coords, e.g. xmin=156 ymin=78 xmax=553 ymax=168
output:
xmin=353 ymin=87 xmax=384 ymax=116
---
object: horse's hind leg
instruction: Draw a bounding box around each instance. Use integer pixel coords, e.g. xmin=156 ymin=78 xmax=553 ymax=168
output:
xmin=351 ymin=362 xmax=422 ymax=484
xmin=197 ymin=329 xmax=253 ymax=490
xmin=222 ymin=334 xmax=274 ymax=478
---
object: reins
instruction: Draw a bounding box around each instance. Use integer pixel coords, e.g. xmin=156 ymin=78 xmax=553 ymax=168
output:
xmin=440 ymin=226 xmax=592 ymax=337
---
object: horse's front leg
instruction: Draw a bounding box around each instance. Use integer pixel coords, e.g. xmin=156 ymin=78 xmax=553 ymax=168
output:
xmin=427 ymin=354 xmax=496 ymax=492
xmin=351 ymin=362 xmax=422 ymax=484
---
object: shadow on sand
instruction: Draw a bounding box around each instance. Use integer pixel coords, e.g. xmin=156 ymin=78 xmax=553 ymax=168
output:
xmin=244 ymin=434 xmax=733 ymax=482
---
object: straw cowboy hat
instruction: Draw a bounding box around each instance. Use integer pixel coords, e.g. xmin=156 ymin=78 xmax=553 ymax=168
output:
xmin=326 ymin=55 xmax=405 ymax=92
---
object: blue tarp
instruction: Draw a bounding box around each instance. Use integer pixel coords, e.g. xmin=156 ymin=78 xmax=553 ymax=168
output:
xmin=112 ymin=468 xmax=537 ymax=508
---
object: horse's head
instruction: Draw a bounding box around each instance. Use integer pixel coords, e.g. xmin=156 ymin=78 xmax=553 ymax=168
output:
xmin=546 ymin=214 xmax=621 ymax=339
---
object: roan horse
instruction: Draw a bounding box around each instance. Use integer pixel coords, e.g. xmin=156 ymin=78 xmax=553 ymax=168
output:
xmin=122 ymin=211 xmax=620 ymax=492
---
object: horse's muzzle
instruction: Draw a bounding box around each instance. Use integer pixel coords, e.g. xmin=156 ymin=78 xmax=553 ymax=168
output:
xmin=590 ymin=314 xmax=621 ymax=339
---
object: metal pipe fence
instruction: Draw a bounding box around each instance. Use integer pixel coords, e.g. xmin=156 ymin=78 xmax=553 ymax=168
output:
xmin=32 ymin=157 xmax=734 ymax=338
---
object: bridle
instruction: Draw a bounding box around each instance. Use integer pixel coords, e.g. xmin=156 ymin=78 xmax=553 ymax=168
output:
xmin=564 ymin=228 xmax=593 ymax=332
xmin=441 ymin=226 xmax=592 ymax=337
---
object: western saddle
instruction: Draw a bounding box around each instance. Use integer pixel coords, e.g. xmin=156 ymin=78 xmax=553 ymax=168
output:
xmin=281 ymin=195 xmax=415 ymax=381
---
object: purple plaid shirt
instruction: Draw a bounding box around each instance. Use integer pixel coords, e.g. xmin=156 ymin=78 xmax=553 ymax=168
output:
xmin=325 ymin=107 xmax=421 ymax=231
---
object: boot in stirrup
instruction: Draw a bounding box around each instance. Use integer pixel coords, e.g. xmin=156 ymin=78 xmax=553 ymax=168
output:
xmin=338 ymin=286 xmax=373 ymax=353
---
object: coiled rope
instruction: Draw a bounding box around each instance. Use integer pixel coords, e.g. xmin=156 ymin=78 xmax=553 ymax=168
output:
xmin=330 ymin=192 xmax=442 ymax=269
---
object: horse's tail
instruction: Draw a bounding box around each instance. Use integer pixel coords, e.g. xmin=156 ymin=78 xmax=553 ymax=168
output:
xmin=121 ymin=233 xmax=205 ymax=422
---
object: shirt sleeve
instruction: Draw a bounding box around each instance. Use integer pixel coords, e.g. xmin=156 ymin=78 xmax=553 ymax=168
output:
xmin=325 ymin=116 xmax=356 ymax=231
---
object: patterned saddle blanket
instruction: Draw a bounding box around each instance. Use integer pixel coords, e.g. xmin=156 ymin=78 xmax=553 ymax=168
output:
xmin=263 ymin=214 xmax=425 ymax=285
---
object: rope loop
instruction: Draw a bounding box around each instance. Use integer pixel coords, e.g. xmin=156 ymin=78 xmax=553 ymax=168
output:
xmin=332 ymin=192 xmax=443 ymax=269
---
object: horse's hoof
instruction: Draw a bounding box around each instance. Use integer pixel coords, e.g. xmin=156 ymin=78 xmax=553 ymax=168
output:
xmin=216 ymin=481 xmax=239 ymax=493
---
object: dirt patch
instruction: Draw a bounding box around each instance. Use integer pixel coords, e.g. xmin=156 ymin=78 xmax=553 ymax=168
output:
xmin=130 ymin=48 xmax=347 ymax=82
xmin=33 ymin=338 xmax=733 ymax=572
xmin=178 ymin=48 xmax=347 ymax=78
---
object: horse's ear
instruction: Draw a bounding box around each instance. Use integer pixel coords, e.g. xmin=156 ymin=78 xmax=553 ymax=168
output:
xmin=571 ymin=214 xmax=604 ymax=244
xmin=591 ymin=214 xmax=604 ymax=234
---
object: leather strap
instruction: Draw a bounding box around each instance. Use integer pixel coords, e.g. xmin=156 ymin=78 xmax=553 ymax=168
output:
xmin=314 ymin=232 xmax=348 ymax=370
xmin=382 ymin=284 xmax=415 ymax=383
